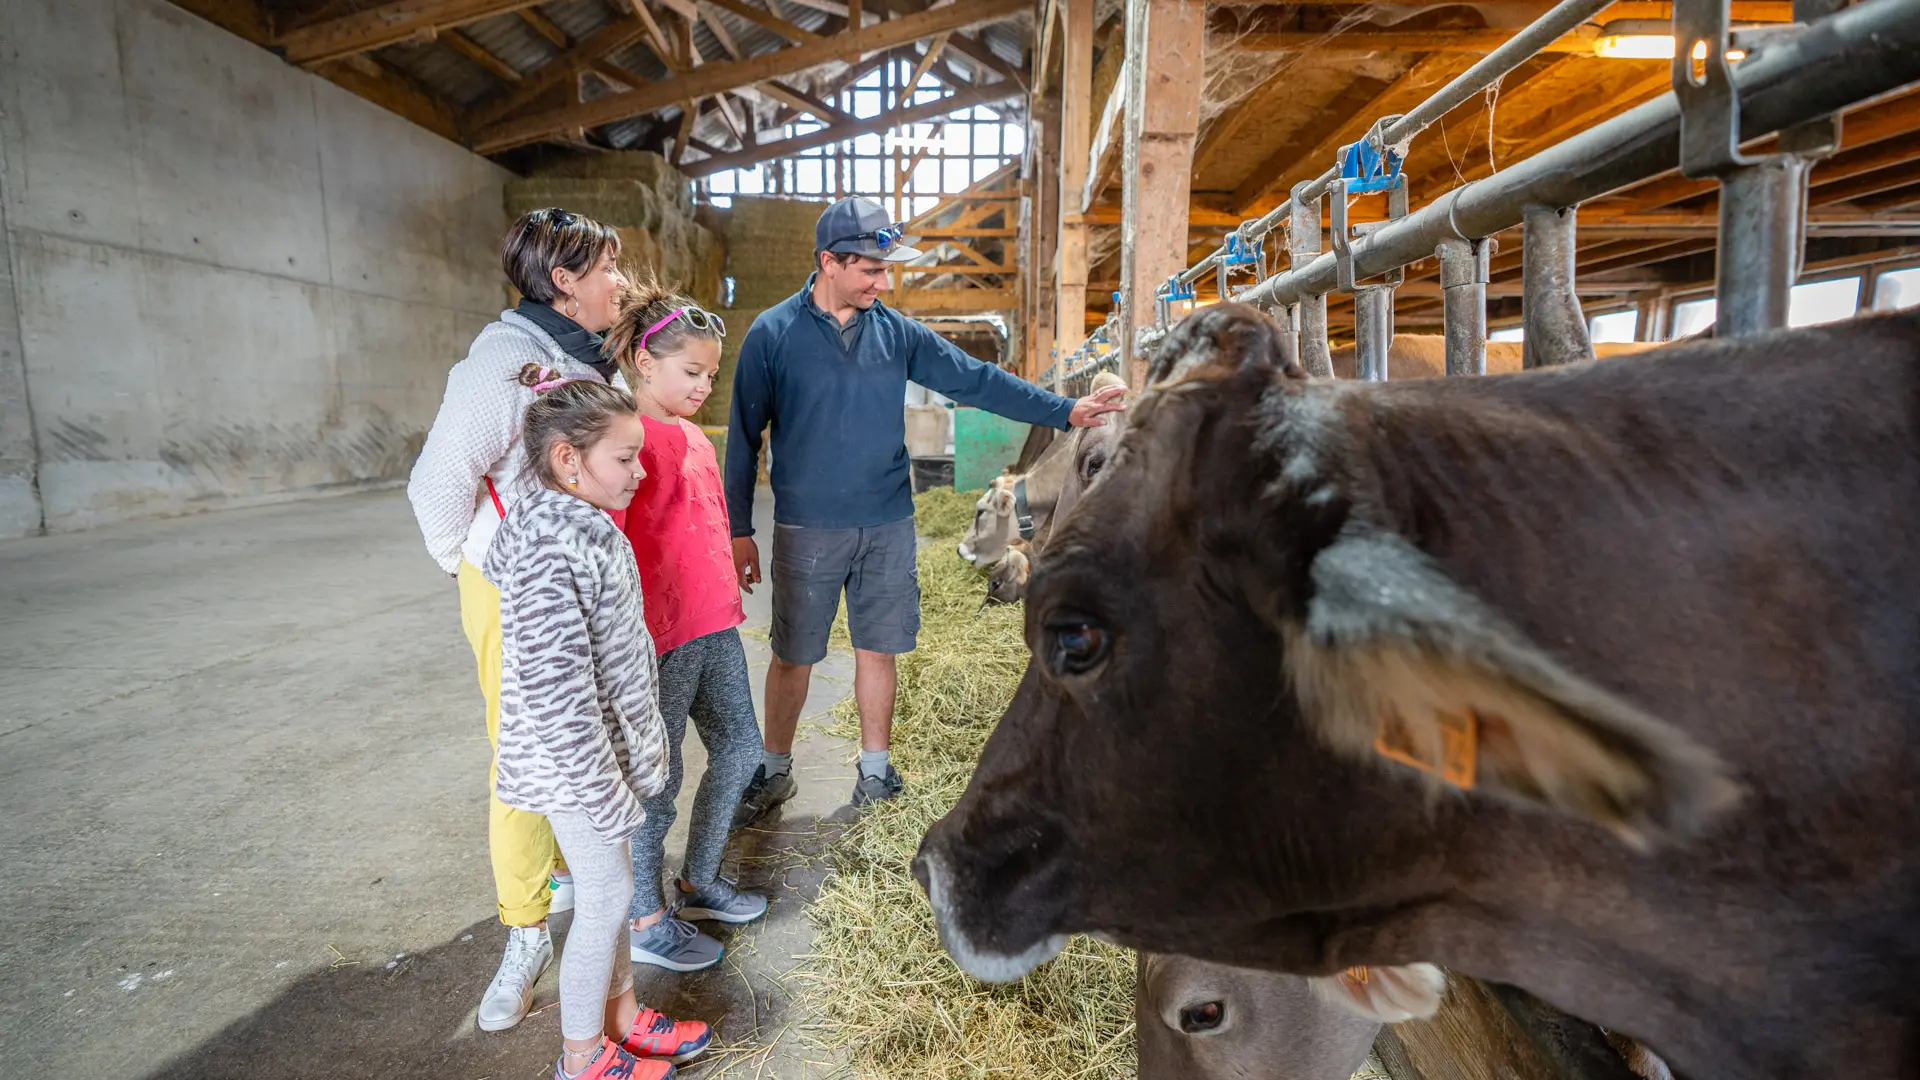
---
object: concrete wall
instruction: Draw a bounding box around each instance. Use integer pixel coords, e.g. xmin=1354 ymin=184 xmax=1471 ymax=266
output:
xmin=0 ymin=0 xmax=511 ymax=535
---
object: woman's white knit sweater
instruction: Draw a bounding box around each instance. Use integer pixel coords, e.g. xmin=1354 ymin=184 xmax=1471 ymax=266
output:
xmin=407 ymin=310 xmax=620 ymax=577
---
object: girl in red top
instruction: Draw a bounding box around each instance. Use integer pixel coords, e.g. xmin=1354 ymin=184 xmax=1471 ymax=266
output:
xmin=603 ymin=282 xmax=769 ymax=972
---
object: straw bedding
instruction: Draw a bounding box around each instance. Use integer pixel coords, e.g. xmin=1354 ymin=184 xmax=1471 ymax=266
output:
xmin=797 ymin=487 xmax=1137 ymax=1079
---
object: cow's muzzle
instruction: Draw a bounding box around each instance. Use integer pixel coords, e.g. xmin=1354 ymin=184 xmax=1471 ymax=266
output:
xmin=914 ymin=814 xmax=1073 ymax=983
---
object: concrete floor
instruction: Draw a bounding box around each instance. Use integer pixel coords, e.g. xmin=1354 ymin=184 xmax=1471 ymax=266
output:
xmin=0 ymin=487 xmax=859 ymax=1079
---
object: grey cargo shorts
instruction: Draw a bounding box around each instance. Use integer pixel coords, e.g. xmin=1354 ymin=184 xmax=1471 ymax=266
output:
xmin=769 ymin=517 xmax=920 ymax=666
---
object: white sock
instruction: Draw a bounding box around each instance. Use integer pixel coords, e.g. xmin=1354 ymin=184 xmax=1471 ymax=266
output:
xmin=762 ymin=750 xmax=794 ymax=777
xmin=859 ymin=748 xmax=890 ymax=779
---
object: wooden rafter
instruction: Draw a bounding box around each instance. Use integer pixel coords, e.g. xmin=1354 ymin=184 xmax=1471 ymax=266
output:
xmin=311 ymin=56 xmax=461 ymax=139
xmin=947 ymin=32 xmax=1023 ymax=88
xmin=277 ymin=0 xmax=551 ymax=66
xmin=896 ymin=34 xmax=952 ymax=110
xmin=473 ymin=0 xmax=1027 ymax=152
xmin=467 ymin=19 xmax=650 ymax=128
xmin=752 ymin=81 xmax=854 ymax=124
xmin=443 ymin=28 xmax=523 ymax=83
xmin=704 ymin=0 xmax=822 ymax=44
xmin=1231 ymin=53 xmax=1472 ymax=213
xmin=517 ymin=7 xmax=571 ymax=47
xmin=682 ymin=80 xmax=1018 ymax=173
xmin=1234 ymin=28 xmax=1600 ymax=54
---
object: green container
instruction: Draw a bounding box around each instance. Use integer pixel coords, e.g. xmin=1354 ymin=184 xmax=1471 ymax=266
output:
xmin=953 ymin=407 xmax=1030 ymax=493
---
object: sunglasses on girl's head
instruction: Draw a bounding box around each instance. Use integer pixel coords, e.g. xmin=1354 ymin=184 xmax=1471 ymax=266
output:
xmin=639 ymin=306 xmax=728 ymax=351
xmin=525 ymin=207 xmax=579 ymax=231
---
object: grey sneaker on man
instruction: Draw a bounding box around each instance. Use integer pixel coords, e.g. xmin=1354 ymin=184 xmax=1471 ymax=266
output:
xmin=676 ymin=876 xmax=770 ymax=924
xmin=630 ymin=914 xmax=724 ymax=972
xmin=731 ymin=765 xmax=798 ymax=830
xmin=851 ymin=765 xmax=904 ymax=807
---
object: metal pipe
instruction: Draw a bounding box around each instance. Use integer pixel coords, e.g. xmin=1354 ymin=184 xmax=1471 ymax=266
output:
xmin=1521 ymin=205 xmax=1594 ymax=368
xmin=1235 ymin=0 xmax=1920 ymax=311
xmin=1438 ymin=237 xmax=1490 ymax=376
xmin=1289 ymin=184 xmax=1334 ymax=378
xmin=1354 ymin=286 xmax=1395 ymax=380
xmin=1715 ymin=156 xmax=1810 ymax=337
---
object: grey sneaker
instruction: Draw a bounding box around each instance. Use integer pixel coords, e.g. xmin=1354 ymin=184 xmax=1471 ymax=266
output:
xmin=851 ymin=765 xmax=904 ymax=807
xmin=676 ymin=876 xmax=769 ymax=924
xmin=732 ymin=765 xmax=797 ymax=830
xmin=629 ymin=915 xmax=724 ymax=972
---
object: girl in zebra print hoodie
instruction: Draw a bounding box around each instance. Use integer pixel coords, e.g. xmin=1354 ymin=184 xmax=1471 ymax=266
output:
xmin=485 ymin=371 xmax=712 ymax=1080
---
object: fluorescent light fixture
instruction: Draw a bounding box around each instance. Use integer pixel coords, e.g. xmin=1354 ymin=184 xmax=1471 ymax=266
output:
xmin=1592 ymin=19 xmax=1749 ymax=60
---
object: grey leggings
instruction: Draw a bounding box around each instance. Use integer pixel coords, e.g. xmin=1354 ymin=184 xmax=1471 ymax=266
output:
xmin=629 ymin=627 xmax=762 ymax=917
xmin=546 ymin=811 xmax=635 ymax=1042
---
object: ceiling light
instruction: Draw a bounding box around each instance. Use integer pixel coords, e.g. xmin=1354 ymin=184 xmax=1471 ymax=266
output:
xmin=1592 ymin=19 xmax=1750 ymax=60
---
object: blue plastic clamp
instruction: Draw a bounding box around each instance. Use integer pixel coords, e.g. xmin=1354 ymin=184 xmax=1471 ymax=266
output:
xmin=1339 ymin=138 xmax=1403 ymax=195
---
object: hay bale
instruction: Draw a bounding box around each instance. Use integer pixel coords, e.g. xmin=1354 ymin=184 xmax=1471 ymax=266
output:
xmin=799 ymin=489 xmax=1136 ymax=1080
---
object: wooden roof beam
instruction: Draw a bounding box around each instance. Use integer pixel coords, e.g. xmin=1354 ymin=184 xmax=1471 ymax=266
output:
xmin=467 ymin=19 xmax=651 ymax=129
xmin=277 ymin=0 xmax=552 ymax=66
xmin=682 ymin=80 xmax=1019 ymax=174
xmin=517 ymin=7 xmax=572 ymax=46
xmin=474 ymin=0 xmax=1027 ymax=152
xmin=311 ymin=55 xmax=462 ymax=139
xmin=442 ymin=28 xmax=524 ymax=83
xmin=703 ymin=0 xmax=823 ymax=44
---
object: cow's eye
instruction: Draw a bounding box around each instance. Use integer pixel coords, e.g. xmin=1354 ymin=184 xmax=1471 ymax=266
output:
xmin=1046 ymin=619 xmax=1109 ymax=674
xmin=1179 ymin=1001 xmax=1225 ymax=1033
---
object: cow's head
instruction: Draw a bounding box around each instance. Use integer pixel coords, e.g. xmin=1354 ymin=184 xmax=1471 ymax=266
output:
xmin=1136 ymin=953 xmax=1396 ymax=1080
xmin=958 ymin=474 xmax=1022 ymax=567
xmin=982 ymin=541 xmax=1032 ymax=606
xmin=915 ymin=303 xmax=1737 ymax=984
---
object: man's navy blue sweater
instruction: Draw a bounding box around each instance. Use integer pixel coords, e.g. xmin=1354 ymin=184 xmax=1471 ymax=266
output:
xmin=724 ymin=277 xmax=1076 ymax=537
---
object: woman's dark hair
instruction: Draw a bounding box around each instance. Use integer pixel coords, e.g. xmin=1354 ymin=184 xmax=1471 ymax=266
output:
xmin=502 ymin=207 xmax=621 ymax=302
xmin=515 ymin=370 xmax=639 ymax=490
xmin=603 ymin=277 xmax=723 ymax=385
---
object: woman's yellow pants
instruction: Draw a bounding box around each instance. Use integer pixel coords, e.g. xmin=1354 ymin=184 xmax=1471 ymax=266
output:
xmin=458 ymin=560 xmax=564 ymax=926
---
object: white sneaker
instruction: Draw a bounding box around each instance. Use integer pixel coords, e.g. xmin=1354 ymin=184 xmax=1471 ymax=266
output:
xmin=548 ymin=873 xmax=575 ymax=915
xmin=477 ymin=924 xmax=551 ymax=1032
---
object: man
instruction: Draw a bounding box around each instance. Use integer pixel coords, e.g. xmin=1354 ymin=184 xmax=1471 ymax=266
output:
xmin=724 ymin=196 xmax=1123 ymax=823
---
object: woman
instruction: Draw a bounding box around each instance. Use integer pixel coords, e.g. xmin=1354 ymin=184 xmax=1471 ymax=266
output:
xmin=407 ymin=207 xmax=630 ymax=1033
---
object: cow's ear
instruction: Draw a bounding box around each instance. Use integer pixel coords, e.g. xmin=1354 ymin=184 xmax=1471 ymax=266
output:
xmin=1147 ymin=304 xmax=1299 ymax=386
xmin=989 ymin=483 xmax=1014 ymax=514
xmin=1285 ymin=528 xmax=1741 ymax=848
xmin=1310 ymin=964 xmax=1446 ymax=1024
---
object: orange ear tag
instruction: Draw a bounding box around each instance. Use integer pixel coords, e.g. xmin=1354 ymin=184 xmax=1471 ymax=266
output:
xmin=1343 ymin=966 xmax=1371 ymax=985
xmin=1374 ymin=709 xmax=1479 ymax=790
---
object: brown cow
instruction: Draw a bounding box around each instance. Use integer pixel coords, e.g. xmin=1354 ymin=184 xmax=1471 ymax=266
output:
xmin=917 ymin=303 xmax=1920 ymax=1080
xmin=1137 ymin=954 xmax=1385 ymax=1080
xmin=1328 ymin=336 xmax=1665 ymax=380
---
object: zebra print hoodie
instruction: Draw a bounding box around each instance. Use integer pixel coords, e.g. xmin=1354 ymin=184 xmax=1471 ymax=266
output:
xmin=486 ymin=486 xmax=669 ymax=842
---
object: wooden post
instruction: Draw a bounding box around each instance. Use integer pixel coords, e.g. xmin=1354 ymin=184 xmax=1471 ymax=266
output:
xmin=1055 ymin=0 xmax=1094 ymax=359
xmin=1026 ymin=102 xmax=1058 ymax=379
xmin=1117 ymin=0 xmax=1203 ymax=389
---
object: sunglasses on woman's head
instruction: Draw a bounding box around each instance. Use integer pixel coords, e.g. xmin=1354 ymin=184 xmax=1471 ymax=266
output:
xmin=526 ymin=207 xmax=579 ymax=231
xmin=639 ymin=306 xmax=728 ymax=352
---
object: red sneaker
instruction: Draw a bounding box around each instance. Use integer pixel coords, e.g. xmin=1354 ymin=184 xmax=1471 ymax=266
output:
xmin=556 ymin=1037 xmax=673 ymax=1080
xmin=621 ymin=1006 xmax=712 ymax=1063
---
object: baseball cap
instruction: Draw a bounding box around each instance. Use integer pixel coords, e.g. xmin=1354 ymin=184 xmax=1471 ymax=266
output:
xmin=815 ymin=197 xmax=922 ymax=263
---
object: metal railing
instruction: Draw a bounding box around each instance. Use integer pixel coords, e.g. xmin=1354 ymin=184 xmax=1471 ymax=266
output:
xmin=1038 ymin=317 xmax=1124 ymax=397
xmin=1135 ymin=0 xmax=1920 ymax=378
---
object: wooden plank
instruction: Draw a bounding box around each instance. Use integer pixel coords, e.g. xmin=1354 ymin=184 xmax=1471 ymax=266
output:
xmin=1117 ymin=0 xmax=1203 ymax=387
xmin=1055 ymin=0 xmax=1093 ymax=360
xmin=629 ymin=0 xmax=686 ymax=69
xmin=704 ymin=0 xmax=823 ymax=43
xmin=752 ymin=80 xmax=854 ymax=123
xmin=278 ymin=0 xmax=548 ymax=65
xmin=699 ymin=1 xmax=745 ymax=57
xmin=882 ymin=287 xmax=1019 ymax=313
xmin=680 ymin=80 xmax=1019 ymax=174
xmin=518 ymin=6 xmax=571 ymax=46
xmin=1232 ymin=53 xmax=1471 ymax=214
xmin=1082 ymin=56 xmax=1126 ymax=213
xmin=897 ymin=33 xmax=953 ymax=108
xmin=474 ymin=0 xmax=1027 ymax=152
xmin=466 ymin=19 xmax=649 ymax=128
xmin=673 ymin=100 xmax=700 ymax=165
xmin=443 ymin=28 xmax=524 ymax=83
xmin=1234 ymin=28 xmax=1597 ymax=53
xmin=948 ymin=31 xmax=1024 ymax=88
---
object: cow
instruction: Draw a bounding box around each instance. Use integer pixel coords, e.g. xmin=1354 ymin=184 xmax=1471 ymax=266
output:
xmin=1327 ymin=336 xmax=1667 ymax=380
xmin=980 ymin=539 xmax=1033 ymax=609
xmin=1137 ymin=954 xmax=1383 ymax=1080
xmin=916 ymin=302 xmax=1920 ymax=1080
xmin=958 ymin=371 xmax=1130 ymax=569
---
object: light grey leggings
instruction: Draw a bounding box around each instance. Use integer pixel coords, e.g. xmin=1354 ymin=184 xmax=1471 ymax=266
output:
xmin=629 ymin=627 xmax=762 ymax=917
xmin=546 ymin=811 xmax=635 ymax=1042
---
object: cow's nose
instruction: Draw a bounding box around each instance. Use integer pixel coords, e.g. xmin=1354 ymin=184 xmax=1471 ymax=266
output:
xmin=957 ymin=541 xmax=973 ymax=562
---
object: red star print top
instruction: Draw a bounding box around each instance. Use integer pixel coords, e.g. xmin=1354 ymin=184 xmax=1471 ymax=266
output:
xmin=618 ymin=415 xmax=746 ymax=655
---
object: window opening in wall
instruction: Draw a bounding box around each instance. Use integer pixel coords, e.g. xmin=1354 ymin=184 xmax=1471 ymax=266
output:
xmin=1788 ymin=277 xmax=1859 ymax=327
xmin=692 ymin=59 xmax=1026 ymax=218
xmin=1872 ymin=266 xmax=1920 ymax=311
xmin=1589 ymin=309 xmax=1639 ymax=343
xmin=1669 ymin=297 xmax=1716 ymax=339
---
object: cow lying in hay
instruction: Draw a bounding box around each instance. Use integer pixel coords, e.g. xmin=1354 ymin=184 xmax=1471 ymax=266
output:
xmin=916 ymin=303 xmax=1920 ymax=1080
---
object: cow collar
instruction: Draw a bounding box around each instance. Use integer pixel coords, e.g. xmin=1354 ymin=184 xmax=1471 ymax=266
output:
xmin=1013 ymin=477 xmax=1035 ymax=541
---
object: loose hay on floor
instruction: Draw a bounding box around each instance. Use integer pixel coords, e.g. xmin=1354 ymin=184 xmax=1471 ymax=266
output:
xmin=797 ymin=488 xmax=1137 ymax=1079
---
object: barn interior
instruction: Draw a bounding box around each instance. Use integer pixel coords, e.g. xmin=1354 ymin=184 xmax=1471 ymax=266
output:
xmin=3 ymin=0 xmax=1917 ymax=1077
